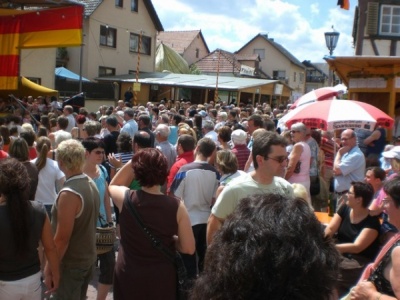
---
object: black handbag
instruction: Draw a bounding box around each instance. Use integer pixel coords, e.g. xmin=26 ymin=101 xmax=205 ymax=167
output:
xmin=310 ymin=175 xmax=321 ymax=196
xmin=124 ymin=192 xmax=188 ymax=300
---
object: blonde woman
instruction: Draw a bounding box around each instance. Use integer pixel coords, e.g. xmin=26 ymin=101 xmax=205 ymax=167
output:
xmin=178 ymin=123 xmax=197 ymax=144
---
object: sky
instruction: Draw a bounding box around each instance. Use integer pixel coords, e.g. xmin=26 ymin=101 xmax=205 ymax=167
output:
xmin=151 ymin=0 xmax=356 ymax=63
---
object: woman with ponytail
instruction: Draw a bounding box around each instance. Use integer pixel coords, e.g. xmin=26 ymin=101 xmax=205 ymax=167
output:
xmin=31 ymin=136 xmax=65 ymax=217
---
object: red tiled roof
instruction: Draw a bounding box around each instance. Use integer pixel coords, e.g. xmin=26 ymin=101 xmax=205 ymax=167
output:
xmin=195 ymin=49 xmax=241 ymax=74
xmin=156 ymin=30 xmax=202 ymax=54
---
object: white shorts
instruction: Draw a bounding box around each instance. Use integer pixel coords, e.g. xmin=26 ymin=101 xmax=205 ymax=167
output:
xmin=0 ymin=271 xmax=41 ymax=300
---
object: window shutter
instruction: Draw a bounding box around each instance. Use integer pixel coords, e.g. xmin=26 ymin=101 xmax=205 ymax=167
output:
xmin=366 ymin=2 xmax=379 ymax=35
xmin=352 ymin=6 xmax=359 ymax=43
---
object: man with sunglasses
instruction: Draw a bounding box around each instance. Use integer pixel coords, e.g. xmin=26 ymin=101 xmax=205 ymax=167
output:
xmin=207 ymin=131 xmax=293 ymax=245
xmin=333 ymin=129 xmax=366 ymax=209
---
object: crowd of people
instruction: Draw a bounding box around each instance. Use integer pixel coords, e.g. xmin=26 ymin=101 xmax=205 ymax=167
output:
xmin=0 ymin=95 xmax=399 ymax=300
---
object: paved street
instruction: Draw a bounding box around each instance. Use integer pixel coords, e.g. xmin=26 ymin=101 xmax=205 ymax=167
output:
xmin=86 ymin=265 xmax=114 ymax=300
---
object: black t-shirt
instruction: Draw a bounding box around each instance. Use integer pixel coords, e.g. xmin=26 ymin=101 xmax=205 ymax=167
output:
xmin=0 ymin=201 xmax=46 ymax=280
xmin=337 ymin=205 xmax=381 ymax=260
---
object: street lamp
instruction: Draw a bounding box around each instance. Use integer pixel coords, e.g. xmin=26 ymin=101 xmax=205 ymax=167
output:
xmin=324 ymin=26 xmax=340 ymax=56
xmin=324 ymin=26 xmax=340 ymax=86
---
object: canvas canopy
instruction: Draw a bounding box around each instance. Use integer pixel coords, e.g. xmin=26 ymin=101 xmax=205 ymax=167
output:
xmin=55 ymin=67 xmax=90 ymax=81
xmin=155 ymin=43 xmax=190 ymax=74
xmin=1 ymin=77 xmax=58 ymax=98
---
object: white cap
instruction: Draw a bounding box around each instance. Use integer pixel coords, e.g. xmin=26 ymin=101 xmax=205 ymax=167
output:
xmin=382 ymin=146 xmax=400 ymax=159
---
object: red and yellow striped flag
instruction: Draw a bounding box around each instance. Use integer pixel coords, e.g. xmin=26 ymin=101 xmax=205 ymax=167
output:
xmin=337 ymin=0 xmax=350 ymax=10
xmin=0 ymin=5 xmax=83 ymax=90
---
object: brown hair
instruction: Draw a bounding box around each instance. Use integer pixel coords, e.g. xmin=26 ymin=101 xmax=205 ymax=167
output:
xmin=132 ymin=148 xmax=168 ymax=187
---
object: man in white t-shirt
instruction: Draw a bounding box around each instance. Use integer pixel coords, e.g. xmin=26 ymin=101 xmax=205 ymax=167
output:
xmin=207 ymin=131 xmax=294 ymax=245
xmin=62 ymin=105 xmax=76 ymax=132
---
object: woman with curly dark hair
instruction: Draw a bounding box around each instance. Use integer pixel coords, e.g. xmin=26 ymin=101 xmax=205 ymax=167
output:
xmin=0 ymin=158 xmax=59 ymax=299
xmin=109 ymin=148 xmax=195 ymax=300
xmin=191 ymin=193 xmax=340 ymax=300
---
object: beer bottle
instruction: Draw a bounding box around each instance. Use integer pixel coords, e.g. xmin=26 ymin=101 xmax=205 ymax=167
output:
xmin=328 ymin=193 xmax=335 ymax=217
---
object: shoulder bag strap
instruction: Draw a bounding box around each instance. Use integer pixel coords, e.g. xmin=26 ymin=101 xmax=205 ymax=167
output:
xmin=124 ymin=191 xmax=176 ymax=264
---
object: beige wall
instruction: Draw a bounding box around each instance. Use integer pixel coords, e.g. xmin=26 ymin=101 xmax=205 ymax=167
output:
xmin=237 ymin=36 xmax=305 ymax=95
xmin=361 ymin=39 xmax=400 ymax=56
xmin=183 ymin=34 xmax=209 ymax=65
xmin=20 ymin=48 xmax=56 ymax=88
xmin=67 ymin=0 xmax=158 ymax=80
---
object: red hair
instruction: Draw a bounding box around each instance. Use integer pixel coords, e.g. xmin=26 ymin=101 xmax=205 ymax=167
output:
xmin=132 ymin=148 xmax=168 ymax=187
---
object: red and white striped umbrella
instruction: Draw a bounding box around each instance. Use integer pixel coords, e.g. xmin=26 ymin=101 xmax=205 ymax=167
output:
xmin=290 ymin=87 xmax=340 ymax=109
xmin=283 ymin=100 xmax=393 ymax=131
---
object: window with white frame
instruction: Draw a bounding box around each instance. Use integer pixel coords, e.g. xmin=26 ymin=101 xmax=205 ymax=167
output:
xmin=129 ymin=33 xmax=151 ymax=55
xmin=131 ymin=0 xmax=138 ymax=12
xmin=99 ymin=66 xmax=116 ymax=77
xmin=380 ymin=5 xmax=400 ymax=35
xmin=115 ymin=0 xmax=123 ymax=8
xmin=100 ymin=25 xmax=117 ymax=48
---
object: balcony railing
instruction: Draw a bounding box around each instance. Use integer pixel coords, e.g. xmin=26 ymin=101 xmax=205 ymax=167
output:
xmin=306 ymin=75 xmax=326 ymax=83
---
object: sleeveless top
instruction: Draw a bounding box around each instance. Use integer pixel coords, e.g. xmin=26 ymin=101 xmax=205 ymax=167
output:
xmin=288 ymin=141 xmax=311 ymax=184
xmin=368 ymin=240 xmax=400 ymax=297
xmin=114 ymin=190 xmax=180 ymax=299
xmin=51 ymin=174 xmax=100 ymax=268
xmin=366 ymin=128 xmax=386 ymax=156
xmin=0 ymin=201 xmax=46 ymax=281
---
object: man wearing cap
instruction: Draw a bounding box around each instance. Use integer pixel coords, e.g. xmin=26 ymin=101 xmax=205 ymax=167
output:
xmin=231 ymin=129 xmax=250 ymax=171
xmin=120 ymin=108 xmax=138 ymax=139
xmin=333 ymin=129 xmax=365 ymax=207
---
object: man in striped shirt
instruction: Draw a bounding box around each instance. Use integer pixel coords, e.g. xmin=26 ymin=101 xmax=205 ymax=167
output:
xmin=170 ymin=137 xmax=219 ymax=284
